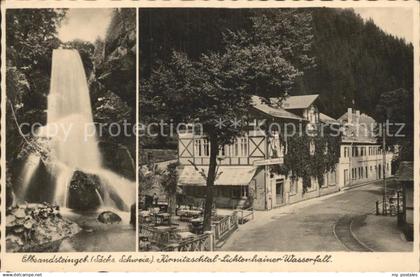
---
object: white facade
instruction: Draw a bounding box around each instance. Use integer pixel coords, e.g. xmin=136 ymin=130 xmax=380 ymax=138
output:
xmin=336 ymin=108 xmax=394 ymax=188
xmin=337 ymin=143 xmax=393 ymax=188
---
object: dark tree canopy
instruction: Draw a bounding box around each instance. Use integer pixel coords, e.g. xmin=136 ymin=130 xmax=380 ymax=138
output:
xmin=140 ymin=8 xmax=413 ymax=121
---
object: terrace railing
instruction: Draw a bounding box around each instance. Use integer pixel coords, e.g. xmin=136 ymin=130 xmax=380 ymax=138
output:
xmin=213 ymin=211 xmax=239 ymax=242
xmin=237 ymin=207 xmax=254 ymax=224
xmin=139 ymin=224 xmax=173 ymax=245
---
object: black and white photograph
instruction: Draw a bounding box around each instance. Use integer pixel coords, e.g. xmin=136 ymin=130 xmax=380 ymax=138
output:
xmin=138 ymin=8 xmax=414 ymax=252
xmin=5 ymin=8 xmax=137 ymax=252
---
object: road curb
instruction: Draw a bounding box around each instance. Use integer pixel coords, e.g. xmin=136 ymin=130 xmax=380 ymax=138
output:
xmin=343 ymin=178 xmax=395 ymax=191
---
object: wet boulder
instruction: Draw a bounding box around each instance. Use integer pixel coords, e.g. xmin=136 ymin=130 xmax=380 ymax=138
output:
xmin=98 ymin=139 xmax=135 ymax=180
xmin=97 ymin=211 xmax=122 ymax=224
xmin=68 ymin=171 xmax=102 ymax=211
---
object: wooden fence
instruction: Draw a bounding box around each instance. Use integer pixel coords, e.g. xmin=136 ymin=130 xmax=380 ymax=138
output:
xmin=213 ymin=211 xmax=239 ymax=242
xmin=162 ymin=232 xmax=214 ymax=251
xmin=140 ymin=210 xmax=242 ymax=251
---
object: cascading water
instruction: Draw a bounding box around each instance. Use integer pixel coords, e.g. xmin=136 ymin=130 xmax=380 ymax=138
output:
xmin=19 ymin=49 xmax=135 ymax=212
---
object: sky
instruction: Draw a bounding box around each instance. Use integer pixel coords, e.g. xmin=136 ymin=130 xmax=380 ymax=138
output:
xmin=354 ymin=7 xmax=413 ymax=44
xmin=57 ymin=8 xmax=114 ymax=43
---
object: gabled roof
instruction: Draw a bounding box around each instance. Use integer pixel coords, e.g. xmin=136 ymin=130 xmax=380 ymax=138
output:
xmin=319 ymin=113 xmax=339 ymax=125
xmin=395 ymin=161 xmax=413 ymax=182
xmin=271 ymin=94 xmax=319 ymax=110
xmin=337 ymin=111 xmax=376 ymax=125
xmin=251 ymin=96 xmax=305 ymax=121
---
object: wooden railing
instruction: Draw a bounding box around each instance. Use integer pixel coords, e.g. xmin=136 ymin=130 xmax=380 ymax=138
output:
xmin=139 ymin=224 xmax=173 ymax=245
xmin=213 ymin=211 xmax=239 ymax=242
xmin=162 ymin=232 xmax=214 ymax=252
xmin=140 ymin=211 xmax=241 ymax=251
xmin=237 ymin=207 xmax=254 ymax=224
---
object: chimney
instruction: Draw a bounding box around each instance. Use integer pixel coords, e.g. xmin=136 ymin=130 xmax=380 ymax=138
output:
xmin=355 ymin=110 xmax=360 ymax=125
xmin=347 ymin=108 xmax=352 ymax=124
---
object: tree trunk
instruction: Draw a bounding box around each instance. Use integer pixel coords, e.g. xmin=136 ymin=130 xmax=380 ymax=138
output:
xmin=203 ymin=136 xmax=218 ymax=231
xmin=168 ymin=192 xmax=177 ymax=214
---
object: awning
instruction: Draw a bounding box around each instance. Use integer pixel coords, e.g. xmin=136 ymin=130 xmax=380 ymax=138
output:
xmin=179 ymin=166 xmax=257 ymax=186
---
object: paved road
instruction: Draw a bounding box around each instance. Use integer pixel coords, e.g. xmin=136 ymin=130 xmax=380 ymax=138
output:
xmin=222 ymin=181 xmax=402 ymax=251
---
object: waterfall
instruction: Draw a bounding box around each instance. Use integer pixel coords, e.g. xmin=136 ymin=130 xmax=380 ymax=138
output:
xmin=19 ymin=49 xmax=135 ymax=211
xmin=41 ymin=49 xmax=102 ymax=170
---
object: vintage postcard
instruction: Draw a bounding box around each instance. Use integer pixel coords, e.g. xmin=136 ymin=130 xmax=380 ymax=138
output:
xmin=1 ymin=0 xmax=419 ymax=272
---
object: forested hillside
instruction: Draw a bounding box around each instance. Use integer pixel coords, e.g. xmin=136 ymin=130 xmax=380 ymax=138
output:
xmin=294 ymin=8 xmax=413 ymax=118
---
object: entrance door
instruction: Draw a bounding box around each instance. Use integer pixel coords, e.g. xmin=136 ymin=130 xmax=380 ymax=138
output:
xmin=275 ymin=179 xmax=284 ymax=205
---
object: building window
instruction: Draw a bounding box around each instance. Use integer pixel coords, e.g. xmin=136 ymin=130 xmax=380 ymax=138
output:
xmin=231 ymin=137 xmax=248 ymax=157
xmin=195 ymin=139 xmax=202 ymax=156
xmin=325 ymin=170 xmax=336 ymax=186
xmin=307 ymin=177 xmax=316 ymax=191
xmin=343 ymin=147 xmax=349 ymax=158
xmin=195 ymin=138 xmax=210 ymax=157
xmin=240 ymin=137 xmax=248 ymax=157
xmin=231 ymin=187 xmax=242 ymax=199
xmin=352 ymin=147 xmax=359 ymax=157
xmin=289 ymin=178 xmax=297 ymax=195
xmin=365 ymin=166 xmax=368 ymax=178
xmin=322 ymin=174 xmax=328 ymax=188
xmin=218 ymin=145 xmax=227 ymax=156
xmin=330 ymin=170 xmax=337 ymax=185
xmin=344 ymin=169 xmax=349 ymax=184
xmin=203 ymin=138 xmax=210 ymax=156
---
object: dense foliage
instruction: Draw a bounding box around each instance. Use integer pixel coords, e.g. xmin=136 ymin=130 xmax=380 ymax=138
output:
xmin=272 ymin=124 xmax=341 ymax=191
xmin=6 ymin=9 xmax=67 ymax=163
xmin=295 ymin=8 xmax=413 ymax=118
xmin=375 ymin=88 xmax=413 ymax=161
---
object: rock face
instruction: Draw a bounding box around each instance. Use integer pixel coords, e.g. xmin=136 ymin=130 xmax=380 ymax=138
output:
xmin=89 ymin=9 xmax=136 ymax=174
xmin=68 ymin=171 xmax=102 ymax=211
xmin=6 ymin=203 xmax=80 ymax=252
xmin=93 ymin=9 xmax=136 ymax=109
xmin=98 ymin=141 xmax=135 ymax=180
xmin=97 ymin=211 xmax=122 ymax=224
xmin=22 ymin=158 xmax=55 ymax=204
